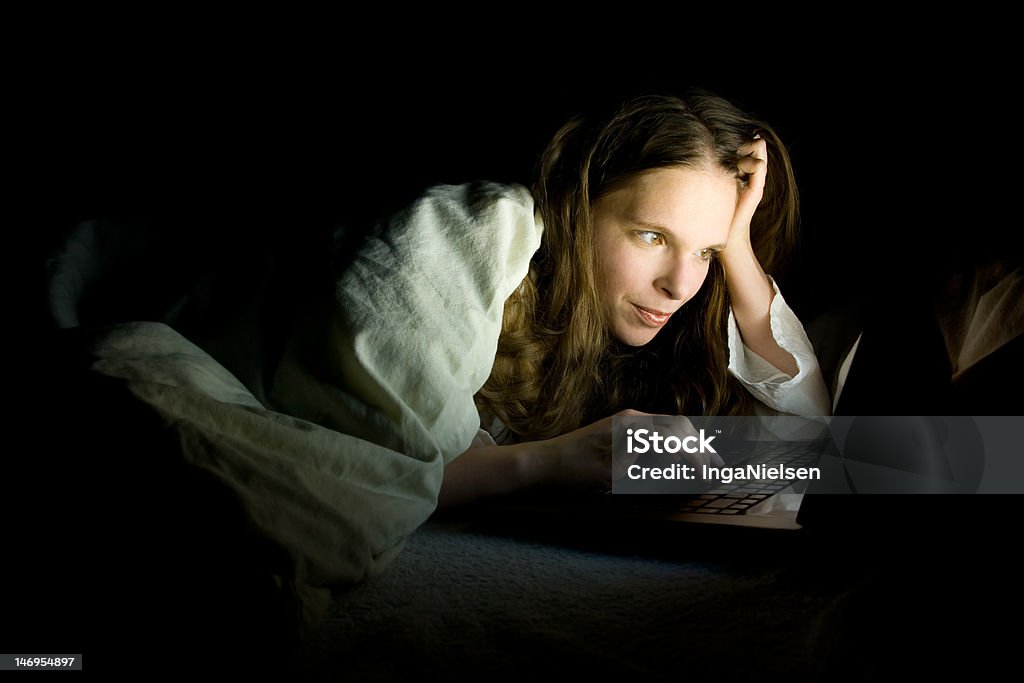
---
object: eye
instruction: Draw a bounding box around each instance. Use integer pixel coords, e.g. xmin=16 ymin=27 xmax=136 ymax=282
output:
xmin=697 ymin=248 xmax=716 ymax=263
xmin=634 ymin=230 xmax=666 ymax=246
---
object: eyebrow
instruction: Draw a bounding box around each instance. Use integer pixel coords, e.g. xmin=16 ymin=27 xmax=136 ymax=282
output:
xmin=631 ymin=219 xmax=727 ymax=251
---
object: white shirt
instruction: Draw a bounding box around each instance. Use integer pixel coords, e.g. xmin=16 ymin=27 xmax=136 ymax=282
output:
xmin=726 ymin=275 xmax=832 ymax=419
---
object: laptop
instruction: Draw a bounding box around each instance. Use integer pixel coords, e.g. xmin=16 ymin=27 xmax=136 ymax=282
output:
xmin=473 ymin=293 xmax=970 ymax=533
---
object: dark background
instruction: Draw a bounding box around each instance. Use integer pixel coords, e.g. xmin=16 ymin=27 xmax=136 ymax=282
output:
xmin=15 ymin=41 xmax=1020 ymax=431
xmin=15 ymin=47 xmax=1008 ymax=334
xmin=6 ymin=32 xmax=1022 ymax=676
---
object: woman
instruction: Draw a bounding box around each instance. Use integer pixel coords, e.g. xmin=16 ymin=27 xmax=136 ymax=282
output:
xmin=439 ymin=91 xmax=832 ymax=509
xmin=52 ymin=88 xmax=832 ymax=585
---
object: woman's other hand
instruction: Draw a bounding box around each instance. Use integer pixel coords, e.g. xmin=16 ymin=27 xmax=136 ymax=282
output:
xmin=535 ymin=409 xmax=642 ymax=492
xmin=540 ymin=409 xmax=724 ymax=492
xmin=440 ymin=410 xmax=726 ymax=509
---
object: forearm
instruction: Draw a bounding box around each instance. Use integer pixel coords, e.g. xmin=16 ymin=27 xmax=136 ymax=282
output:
xmin=437 ymin=440 xmax=552 ymax=511
xmin=719 ymin=243 xmax=799 ymax=377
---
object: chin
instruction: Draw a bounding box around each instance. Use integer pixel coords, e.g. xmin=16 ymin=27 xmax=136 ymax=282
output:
xmin=616 ymin=327 xmax=659 ymax=347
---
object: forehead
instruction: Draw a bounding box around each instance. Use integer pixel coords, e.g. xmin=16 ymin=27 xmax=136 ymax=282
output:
xmin=598 ymin=166 xmax=737 ymax=239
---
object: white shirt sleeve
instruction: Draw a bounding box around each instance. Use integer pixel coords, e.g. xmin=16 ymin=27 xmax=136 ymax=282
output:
xmin=727 ymin=276 xmax=833 ymax=417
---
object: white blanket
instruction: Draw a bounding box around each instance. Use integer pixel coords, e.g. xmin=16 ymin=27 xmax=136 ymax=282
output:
xmin=87 ymin=182 xmax=542 ymax=588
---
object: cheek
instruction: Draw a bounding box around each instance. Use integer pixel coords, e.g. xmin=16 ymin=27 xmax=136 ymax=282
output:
xmin=698 ymin=264 xmax=712 ymax=288
xmin=676 ymin=262 xmax=713 ymax=303
xmin=595 ymin=241 xmax=632 ymax=294
xmin=691 ymin=263 xmax=715 ymax=297
xmin=606 ymin=254 xmax=649 ymax=301
xmin=597 ymin=263 xmax=626 ymax=309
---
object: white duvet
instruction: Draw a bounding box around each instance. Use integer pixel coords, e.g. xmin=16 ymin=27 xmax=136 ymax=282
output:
xmin=88 ymin=182 xmax=543 ymax=587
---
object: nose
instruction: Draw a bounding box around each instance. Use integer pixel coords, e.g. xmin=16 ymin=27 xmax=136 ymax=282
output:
xmin=655 ymin=255 xmax=706 ymax=302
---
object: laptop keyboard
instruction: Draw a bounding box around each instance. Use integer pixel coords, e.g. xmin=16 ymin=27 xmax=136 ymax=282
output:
xmin=683 ymin=443 xmax=821 ymax=515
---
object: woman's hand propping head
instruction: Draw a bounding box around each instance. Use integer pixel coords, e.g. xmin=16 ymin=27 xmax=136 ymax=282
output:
xmin=725 ymin=134 xmax=769 ymax=254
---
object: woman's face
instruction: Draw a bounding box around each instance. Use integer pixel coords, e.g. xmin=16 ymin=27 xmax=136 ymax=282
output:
xmin=593 ymin=165 xmax=737 ymax=346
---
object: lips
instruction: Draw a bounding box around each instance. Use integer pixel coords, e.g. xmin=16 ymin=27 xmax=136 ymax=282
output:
xmin=633 ymin=304 xmax=673 ymax=327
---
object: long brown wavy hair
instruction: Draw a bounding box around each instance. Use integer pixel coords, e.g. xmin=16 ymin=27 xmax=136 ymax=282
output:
xmin=476 ymin=90 xmax=799 ymax=441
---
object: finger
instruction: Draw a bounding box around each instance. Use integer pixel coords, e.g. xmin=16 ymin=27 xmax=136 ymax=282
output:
xmin=666 ymin=414 xmax=698 ymax=435
xmin=737 ymin=155 xmax=767 ymax=176
xmin=737 ymin=137 xmax=768 ymax=161
xmin=616 ymin=408 xmax=653 ymax=417
xmin=738 ymin=142 xmax=768 ymax=189
xmin=612 ymin=447 xmax=641 ymax=480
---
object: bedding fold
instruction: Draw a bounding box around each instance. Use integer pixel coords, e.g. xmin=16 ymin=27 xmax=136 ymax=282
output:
xmin=80 ymin=181 xmax=543 ymax=587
